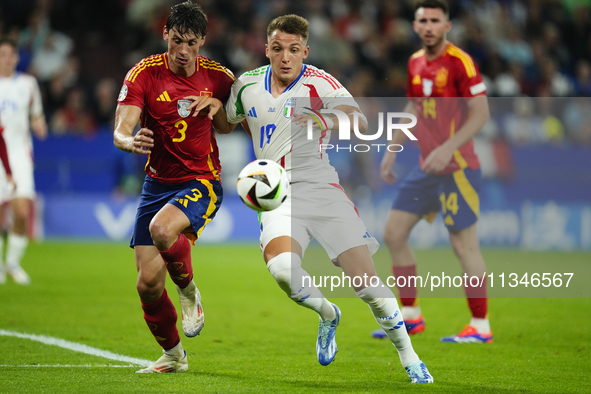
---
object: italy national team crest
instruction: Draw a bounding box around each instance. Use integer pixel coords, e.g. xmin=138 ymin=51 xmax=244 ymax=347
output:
xmin=283 ymin=97 xmax=296 ymax=118
xmin=422 ymin=79 xmax=433 ymax=97
xmin=177 ymin=99 xmax=192 ymax=118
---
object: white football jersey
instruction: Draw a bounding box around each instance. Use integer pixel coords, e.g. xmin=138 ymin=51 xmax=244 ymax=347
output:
xmin=226 ymin=64 xmax=358 ymax=183
xmin=0 ymin=72 xmax=43 ymax=158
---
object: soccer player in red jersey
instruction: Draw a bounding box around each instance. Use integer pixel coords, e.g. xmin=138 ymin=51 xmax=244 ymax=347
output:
xmin=113 ymin=1 xmax=235 ymax=372
xmin=376 ymin=0 xmax=493 ymax=343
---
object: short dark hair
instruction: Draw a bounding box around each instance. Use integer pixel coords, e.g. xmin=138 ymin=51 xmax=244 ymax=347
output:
xmin=165 ymin=1 xmax=208 ymax=38
xmin=414 ymin=0 xmax=449 ymax=18
xmin=267 ymin=14 xmax=309 ymax=43
xmin=0 ymin=38 xmax=18 ymax=52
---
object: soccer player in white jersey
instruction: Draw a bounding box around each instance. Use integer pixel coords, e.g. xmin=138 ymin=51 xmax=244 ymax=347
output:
xmin=220 ymin=15 xmax=432 ymax=384
xmin=0 ymin=38 xmax=47 ymax=285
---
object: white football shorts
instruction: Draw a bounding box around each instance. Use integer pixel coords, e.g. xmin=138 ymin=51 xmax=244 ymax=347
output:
xmin=259 ymin=181 xmax=379 ymax=261
xmin=0 ymin=152 xmax=35 ymax=202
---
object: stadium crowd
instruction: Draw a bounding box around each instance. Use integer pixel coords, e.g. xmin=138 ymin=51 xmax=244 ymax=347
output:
xmin=0 ymin=0 xmax=590 ymax=146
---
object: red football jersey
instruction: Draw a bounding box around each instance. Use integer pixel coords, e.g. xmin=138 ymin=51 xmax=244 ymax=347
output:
xmin=407 ymin=42 xmax=486 ymax=175
xmin=118 ymin=53 xmax=235 ymax=183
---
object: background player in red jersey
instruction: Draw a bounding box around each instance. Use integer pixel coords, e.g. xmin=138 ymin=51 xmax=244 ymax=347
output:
xmin=113 ymin=1 xmax=234 ymax=373
xmin=375 ymin=0 xmax=493 ymax=343
xmin=0 ymin=123 xmax=15 ymax=282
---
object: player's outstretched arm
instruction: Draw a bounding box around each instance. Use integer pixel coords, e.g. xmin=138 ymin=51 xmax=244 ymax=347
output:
xmin=113 ymin=104 xmax=153 ymax=155
xmin=422 ymin=95 xmax=489 ymax=174
xmin=184 ymin=96 xmax=239 ymax=134
xmin=292 ymin=104 xmax=369 ymax=134
xmin=381 ymin=100 xmax=417 ymax=184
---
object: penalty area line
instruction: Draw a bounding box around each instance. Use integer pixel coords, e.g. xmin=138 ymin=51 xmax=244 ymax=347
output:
xmin=0 ymin=329 xmax=152 ymax=367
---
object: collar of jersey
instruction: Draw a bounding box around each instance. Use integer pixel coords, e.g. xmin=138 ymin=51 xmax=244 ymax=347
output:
xmin=265 ymin=65 xmax=307 ymax=95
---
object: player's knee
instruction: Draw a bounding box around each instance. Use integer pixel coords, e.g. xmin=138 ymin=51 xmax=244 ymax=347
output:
xmin=11 ymin=206 xmax=30 ymax=233
xmin=267 ymin=252 xmax=295 ymax=295
xmin=136 ymin=276 xmax=165 ymax=303
xmin=383 ymin=226 xmax=407 ymax=249
xmin=149 ymin=220 xmax=175 ymax=250
xmin=450 ymin=235 xmax=474 ymax=261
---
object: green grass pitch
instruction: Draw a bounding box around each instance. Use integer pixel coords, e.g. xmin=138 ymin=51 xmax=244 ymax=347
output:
xmin=1 ymin=242 xmax=589 ymax=393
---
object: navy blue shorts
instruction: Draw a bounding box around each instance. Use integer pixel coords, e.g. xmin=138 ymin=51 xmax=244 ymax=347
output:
xmin=392 ymin=165 xmax=481 ymax=230
xmin=130 ymin=176 xmax=223 ymax=247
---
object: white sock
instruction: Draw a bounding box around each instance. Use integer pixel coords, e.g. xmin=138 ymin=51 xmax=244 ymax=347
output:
xmin=267 ymin=252 xmax=335 ymax=321
xmin=356 ymin=281 xmax=420 ymax=368
xmin=470 ymin=317 xmax=491 ymax=334
xmin=6 ymin=232 xmax=28 ymax=270
xmin=401 ymin=306 xmax=422 ymax=320
xmin=164 ymin=341 xmax=184 ymax=357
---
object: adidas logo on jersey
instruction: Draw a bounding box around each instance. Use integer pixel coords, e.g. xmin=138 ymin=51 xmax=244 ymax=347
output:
xmin=247 ymin=107 xmax=257 ymax=118
xmin=157 ymin=91 xmax=171 ymax=101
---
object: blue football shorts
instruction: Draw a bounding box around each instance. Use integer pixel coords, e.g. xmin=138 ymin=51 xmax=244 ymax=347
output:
xmin=392 ymin=165 xmax=481 ymax=230
xmin=130 ymin=175 xmax=223 ymax=247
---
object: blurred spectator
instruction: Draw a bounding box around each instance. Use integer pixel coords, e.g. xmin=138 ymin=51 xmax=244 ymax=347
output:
xmin=28 ymin=31 xmax=73 ymax=82
xmin=538 ymin=96 xmax=565 ymax=145
xmin=524 ymin=1 xmax=544 ymax=41
xmin=50 ymin=87 xmax=96 ymax=136
xmin=497 ymin=27 xmax=532 ymax=66
xmin=494 ymin=62 xmax=524 ymax=97
xmin=504 ymin=97 xmax=545 ymax=145
xmin=572 ymin=60 xmax=591 ymax=97
xmin=541 ymin=23 xmax=570 ymax=71
xmin=537 ymin=58 xmax=573 ymax=97
xmin=93 ymin=77 xmax=118 ymax=131
xmin=563 ymin=98 xmax=591 ymax=145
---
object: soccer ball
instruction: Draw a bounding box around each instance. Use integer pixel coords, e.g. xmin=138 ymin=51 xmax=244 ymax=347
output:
xmin=237 ymin=160 xmax=289 ymax=212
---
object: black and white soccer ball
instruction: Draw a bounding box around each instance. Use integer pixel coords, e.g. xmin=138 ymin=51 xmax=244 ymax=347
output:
xmin=237 ymin=160 xmax=289 ymax=212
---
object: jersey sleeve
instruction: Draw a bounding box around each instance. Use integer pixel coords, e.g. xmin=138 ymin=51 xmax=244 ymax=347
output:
xmin=117 ymin=63 xmax=149 ymax=109
xmin=313 ymin=71 xmax=358 ymax=109
xmin=225 ymin=77 xmax=248 ymax=125
xmin=29 ymin=77 xmax=44 ymax=118
xmin=454 ymin=55 xmax=487 ymax=97
xmin=213 ymin=66 xmax=235 ymax=104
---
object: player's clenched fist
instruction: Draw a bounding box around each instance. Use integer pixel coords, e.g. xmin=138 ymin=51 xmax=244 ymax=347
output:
xmin=132 ymin=128 xmax=154 ymax=155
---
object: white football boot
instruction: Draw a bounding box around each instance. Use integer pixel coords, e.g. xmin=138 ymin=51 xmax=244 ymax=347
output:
xmin=8 ymin=266 xmax=30 ymax=285
xmin=136 ymin=343 xmax=188 ymax=373
xmin=177 ymin=281 xmax=204 ymax=337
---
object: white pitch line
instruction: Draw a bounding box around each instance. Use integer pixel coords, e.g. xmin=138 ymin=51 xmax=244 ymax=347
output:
xmin=0 ymin=364 xmax=137 ymax=368
xmin=0 ymin=329 xmax=152 ymax=367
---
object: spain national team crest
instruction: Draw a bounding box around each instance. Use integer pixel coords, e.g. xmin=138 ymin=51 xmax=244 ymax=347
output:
xmin=283 ymin=97 xmax=296 ymax=118
xmin=177 ymin=99 xmax=192 ymax=118
xmin=422 ymin=79 xmax=433 ymax=97
xmin=435 ymin=67 xmax=448 ymax=89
